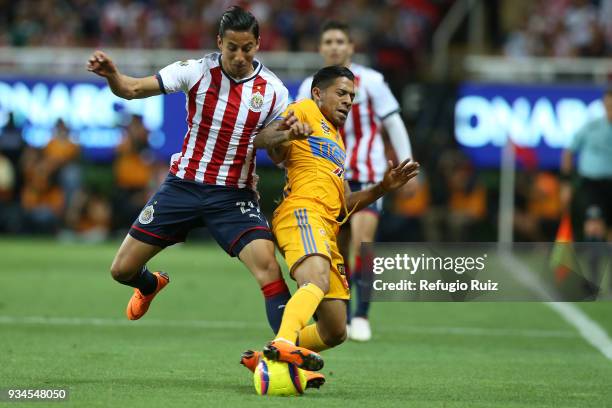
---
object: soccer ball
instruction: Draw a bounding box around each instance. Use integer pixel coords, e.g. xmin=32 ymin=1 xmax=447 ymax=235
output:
xmin=253 ymin=356 xmax=307 ymax=396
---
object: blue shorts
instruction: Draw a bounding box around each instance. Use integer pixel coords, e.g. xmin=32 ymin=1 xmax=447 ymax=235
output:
xmin=129 ymin=174 xmax=273 ymax=256
xmin=348 ymin=180 xmax=383 ymax=216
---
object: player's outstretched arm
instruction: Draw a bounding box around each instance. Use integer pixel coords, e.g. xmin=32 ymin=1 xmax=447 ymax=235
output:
xmin=87 ymin=50 xmax=162 ymax=100
xmin=344 ymin=158 xmax=419 ymax=213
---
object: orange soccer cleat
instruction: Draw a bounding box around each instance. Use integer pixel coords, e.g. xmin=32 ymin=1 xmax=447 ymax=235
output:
xmin=240 ymin=349 xmax=326 ymax=389
xmin=263 ymin=340 xmax=324 ymax=371
xmin=126 ymin=271 xmax=170 ymax=320
xmin=240 ymin=350 xmax=262 ymax=372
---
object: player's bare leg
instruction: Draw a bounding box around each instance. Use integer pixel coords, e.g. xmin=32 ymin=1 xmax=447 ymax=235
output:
xmin=263 ymin=255 xmax=329 ymax=371
xmin=348 ymin=210 xmax=378 ymax=341
xmin=110 ymin=235 xmax=169 ymax=320
xmin=238 ymin=238 xmax=290 ymax=334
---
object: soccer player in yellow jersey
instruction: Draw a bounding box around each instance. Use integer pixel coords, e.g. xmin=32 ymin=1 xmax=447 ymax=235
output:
xmin=250 ymin=66 xmax=419 ymax=374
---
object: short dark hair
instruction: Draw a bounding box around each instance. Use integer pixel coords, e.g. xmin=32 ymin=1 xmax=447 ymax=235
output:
xmin=320 ymin=20 xmax=351 ymax=40
xmin=219 ymin=6 xmax=259 ymax=38
xmin=311 ymin=66 xmax=354 ymax=92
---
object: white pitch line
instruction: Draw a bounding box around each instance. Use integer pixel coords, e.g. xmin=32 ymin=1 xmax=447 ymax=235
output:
xmin=500 ymin=251 xmax=612 ymax=361
xmin=0 ymin=315 xmax=577 ymax=339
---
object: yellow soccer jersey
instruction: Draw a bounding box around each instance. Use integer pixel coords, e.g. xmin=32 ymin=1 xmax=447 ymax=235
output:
xmin=279 ymin=98 xmax=346 ymax=218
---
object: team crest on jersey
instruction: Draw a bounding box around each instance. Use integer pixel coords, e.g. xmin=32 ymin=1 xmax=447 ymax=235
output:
xmin=138 ymin=204 xmax=155 ymax=225
xmin=320 ymin=120 xmax=331 ymax=135
xmin=178 ymin=60 xmax=190 ymax=66
xmin=249 ymin=91 xmax=264 ymax=112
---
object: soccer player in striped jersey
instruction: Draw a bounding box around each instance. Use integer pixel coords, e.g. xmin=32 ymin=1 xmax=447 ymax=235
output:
xmin=87 ymin=6 xmax=302 ymax=338
xmin=297 ymin=21 xmax=417 ymax=341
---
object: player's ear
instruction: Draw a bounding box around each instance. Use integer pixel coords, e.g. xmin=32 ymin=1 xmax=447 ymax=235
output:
xmin=255 ymin=36 xmax=261 ymax=52
xmin=311 ymin=87 xmax=321 ymax=103
xmin=216 ymin=34 xmax=223 ymax=51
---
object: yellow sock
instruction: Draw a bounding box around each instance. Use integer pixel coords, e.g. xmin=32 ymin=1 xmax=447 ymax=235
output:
xmin=297 ymin=323 xmax=330 ymax=352
xmin=275 ymin=283 xmax=325 ymax=344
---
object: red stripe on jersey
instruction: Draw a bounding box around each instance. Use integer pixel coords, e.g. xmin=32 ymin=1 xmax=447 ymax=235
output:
xmin=203 ymin=81 xmax=244 ymax=184
xmin=226 ymin=77 xmax=268 ymax=187
xmin=184 ymin=66 xmax=222 ymax=181
xmin=171 ymin=75 xmax=203 ymax=175
xmin=365 ymin=97 xmax=377 ymax=182
xmin=349 ymin=98 xmax=363 ymax=181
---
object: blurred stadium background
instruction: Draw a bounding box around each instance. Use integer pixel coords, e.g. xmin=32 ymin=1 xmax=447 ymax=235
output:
xmin=1 ymin=0 xmax=611 ymax=242
xmin=1 ymin=1 xmax=612 ymax=406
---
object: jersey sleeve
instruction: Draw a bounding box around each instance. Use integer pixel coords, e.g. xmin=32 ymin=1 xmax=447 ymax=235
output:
xmin=156 ymin=59 xmax=203 ymax=94
xmin=281 ymin=101 xmax=308 ymax=123
xmin=296 ymin=77 xmax=313 ymax=101
xmin=262 ymin=84 xmax=289 ymax=127
xmin=366 ymin=72 xmax=400 ymax=120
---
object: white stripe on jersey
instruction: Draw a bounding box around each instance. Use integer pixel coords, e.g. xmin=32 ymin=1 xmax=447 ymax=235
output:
xmin=176 ymin=73 xmax=212 ymax=180
xmin=214 ymin=80 xmax=254 ymax=186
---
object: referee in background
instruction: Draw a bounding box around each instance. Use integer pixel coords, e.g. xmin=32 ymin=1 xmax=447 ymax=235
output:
xmin=560 ymin=87 xmax=612 ymax=290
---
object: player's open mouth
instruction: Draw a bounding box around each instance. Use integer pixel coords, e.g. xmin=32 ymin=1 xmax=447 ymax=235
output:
xmin=337 ymin=108 xmax=348 ymax=118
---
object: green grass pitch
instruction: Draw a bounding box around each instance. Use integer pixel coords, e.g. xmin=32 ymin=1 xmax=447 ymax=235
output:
xmin=1 ymin=238 xmax=611 ymax=407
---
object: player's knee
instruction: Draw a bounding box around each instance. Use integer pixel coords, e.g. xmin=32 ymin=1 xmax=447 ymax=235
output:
xmin=321 ymin=324 xmax=347 ymax=347
xmin=110 ymin=256 xmax=138 ymax=282
xmin=252 ymin=256 xmax=282 ymax=286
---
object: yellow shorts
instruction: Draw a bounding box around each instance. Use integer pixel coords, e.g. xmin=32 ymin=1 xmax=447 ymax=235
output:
xmin=272 ymin=205 xmax=349 ymax=300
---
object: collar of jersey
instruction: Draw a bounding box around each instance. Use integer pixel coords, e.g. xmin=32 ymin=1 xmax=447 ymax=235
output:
xmin=218 ymin=54 xmax=262 ymax=84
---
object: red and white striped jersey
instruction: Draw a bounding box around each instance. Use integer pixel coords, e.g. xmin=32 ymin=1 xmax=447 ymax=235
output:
xmin=157 ymin=53 xmax=288 ymax=189
xmin=297 ymin=63 xmax=400 ymax=183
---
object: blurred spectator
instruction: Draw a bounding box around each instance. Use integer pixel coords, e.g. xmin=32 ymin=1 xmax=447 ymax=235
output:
xmin=65 ymin=189 xmax=112 ymax=242
xmin=446 ymin=159 xmax=487 ymax=242
xmin=113 ymin=115 xmax=156 ymax=230
xmin=0 ymin=112 xmax=25 ymax=202
xmin=514 ymin=172 xmax=561 ymax=241
xmin=20 ymin=148 xmax=64 ymax=234
xmin=43 ymin=120 xmax=81 ymax=217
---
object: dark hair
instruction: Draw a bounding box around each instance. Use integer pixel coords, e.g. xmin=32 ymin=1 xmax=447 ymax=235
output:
xmin=320 ymin=20 xmax=351 ymax=40
xmin=219 ymin=6 xmax=259 ymax=38
xmin=311 ymin=65 xmax=354 ymax=92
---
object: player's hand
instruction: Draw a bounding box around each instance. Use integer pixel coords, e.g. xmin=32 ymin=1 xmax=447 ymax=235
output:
xmin=87 ymin=50 xmax=118 ymax=78
xmin=381 ymin=158 xmax=419 ymax=192
xmin=278 ymin=110 xmax=298 ymax=131
xmin=288 ymin=121 xmax=312 ymax=141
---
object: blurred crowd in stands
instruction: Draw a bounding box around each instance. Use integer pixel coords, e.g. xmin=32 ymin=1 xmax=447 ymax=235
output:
xmin=0 ymin=0 xmax=452 ymax=79
xmin=0 ymin=114 xmax=168 ymax=241
xmin=0 ymin=0 xmax=589 ymax=242
xmin=503 ymin=0 xmax=612 ymax=57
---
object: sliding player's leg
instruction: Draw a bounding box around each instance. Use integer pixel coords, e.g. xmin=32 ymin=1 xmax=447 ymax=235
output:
xmin=264 ymin=254 xmax=329 ymax=371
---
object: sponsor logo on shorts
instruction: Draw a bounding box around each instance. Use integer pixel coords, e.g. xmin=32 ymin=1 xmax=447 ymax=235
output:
xmin=138 ymin=205 xmax=155 ymax=225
